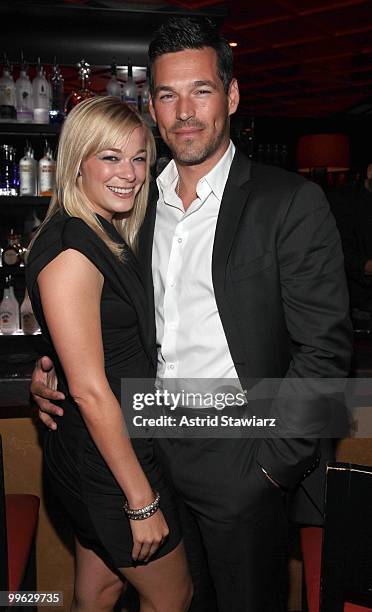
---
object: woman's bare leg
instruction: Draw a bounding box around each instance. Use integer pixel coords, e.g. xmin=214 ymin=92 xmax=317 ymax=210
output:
xmin=120 ymin=541 xmax=193 ymax=612
xmin=71 ymin=538 xmax=124 ymax=612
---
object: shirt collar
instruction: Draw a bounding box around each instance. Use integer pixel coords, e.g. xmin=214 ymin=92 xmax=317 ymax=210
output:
xmin=156 ymin=140 xmax=236 ymax=206
xmin=156 ymin=159 xmax=180 ymax=207
xmin=201 ymin=140 xmax=235 ymax=201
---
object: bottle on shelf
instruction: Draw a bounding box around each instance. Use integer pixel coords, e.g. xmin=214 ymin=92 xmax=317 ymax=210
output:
xmin=1 ymin=229 xmax=22 ymax=267
xmin=32 ymin=58 xmax=50 ymax=124
xmin=64 ymin=59 xmax=95 ymax=115
xmin=106 ymin=58 xmax=122 ymax=99
xmin=122 ymin=59 xmax=138 ymax=111
xmin=47 ymin=69 xmax=53 ymax=111
xmin=49 ymin=58 xmax=65 ymax=125
xmin=20 ymin=287 xmax=39 ymax=335
xmin=15 ymin=56 xmax=33 ymax=123
xmin=19 ymin=142 xmax=37 ymax=196
xmin=0 ymin=56 xmax=16 ymax=121
xmin=38 ymin=141 xmax=56 ymax=196
xmin=0 ymin=275 xmax=19 ymax=335
xmin=140 ymin=66 xmax=155 ymax=126
xmin=0 ymin=144 xmax=18 ymax=195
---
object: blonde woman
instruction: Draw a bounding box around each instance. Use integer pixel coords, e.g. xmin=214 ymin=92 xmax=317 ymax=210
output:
xmin=26 ymin=97 xmax=192 ymax=612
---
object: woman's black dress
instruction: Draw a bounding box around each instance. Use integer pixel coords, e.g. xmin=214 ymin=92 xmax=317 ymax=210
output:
xmin=26 ymin=211 xmax=181 ymax=568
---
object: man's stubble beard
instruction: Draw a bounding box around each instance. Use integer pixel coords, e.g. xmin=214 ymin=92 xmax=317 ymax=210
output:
xmin=167 ymin=120 xmax=229 ymax=167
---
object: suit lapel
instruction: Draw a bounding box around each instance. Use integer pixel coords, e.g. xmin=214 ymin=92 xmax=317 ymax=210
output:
xmin=212 ymin=150 xmax=254 ymax=367
xmin=212 ymin=150 xmax=253 ymax=288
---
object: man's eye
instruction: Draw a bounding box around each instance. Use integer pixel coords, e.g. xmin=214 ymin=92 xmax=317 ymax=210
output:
xmin=196 ymin=89 xmax=211 ymax=95
xmin=159 ymin=93 xmax=174 ymax=101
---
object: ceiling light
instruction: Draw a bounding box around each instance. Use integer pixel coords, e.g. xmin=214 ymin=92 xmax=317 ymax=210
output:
xmin=229 ymin=42 xmax=238 ymax=47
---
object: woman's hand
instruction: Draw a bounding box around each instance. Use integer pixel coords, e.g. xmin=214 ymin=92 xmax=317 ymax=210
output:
xmin=130 ymin=509 xmax=169 ymax=563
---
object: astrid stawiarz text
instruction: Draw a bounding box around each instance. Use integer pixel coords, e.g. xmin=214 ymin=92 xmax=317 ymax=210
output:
xmin=132 ymin=414 xmax=277 ymax=428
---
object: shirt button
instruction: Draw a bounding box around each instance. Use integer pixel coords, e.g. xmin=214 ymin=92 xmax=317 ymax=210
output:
xmin=177 ymin=237 xmax=183 ymax=243
xmin=169 ymin=280 xmax=176 ymax=287
xmin=168 ymin=363 xmax=175 ymax=370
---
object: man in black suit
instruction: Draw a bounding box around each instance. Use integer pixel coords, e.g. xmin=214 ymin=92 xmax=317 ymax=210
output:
xmin=32 ymin=16 xmax=352 ymax=611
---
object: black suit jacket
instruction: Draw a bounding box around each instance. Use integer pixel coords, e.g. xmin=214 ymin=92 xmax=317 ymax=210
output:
xmin=138 ymin=149 xmax=352 ymax=524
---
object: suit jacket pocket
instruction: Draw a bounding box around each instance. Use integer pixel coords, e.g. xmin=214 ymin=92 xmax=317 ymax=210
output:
xmin=231 ymin=251 xmax=272 ymax=281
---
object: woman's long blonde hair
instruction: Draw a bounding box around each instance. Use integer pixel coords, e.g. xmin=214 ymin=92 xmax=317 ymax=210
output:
xmin=30 ymin=96 xmax=156 ymax=258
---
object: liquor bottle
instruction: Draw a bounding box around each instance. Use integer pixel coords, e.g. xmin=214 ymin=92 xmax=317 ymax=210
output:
xmin=122 ymin=59 xmax=138 ymax=111
xmin=2 ymin=229 xmax=22 ymax=267
xmin=140 ymin=66 xmax=155 ymax=126
xmin=19 ymin=142 xmax=37 ymax=196
xmin=0 ymin=275 xmax=19 ymax=334
xmin=47 ymin=71 xmax=52 ymax=111
xmin=20 ymin=287 xmax=39 ymax=335
xmin=38 ymin=141 xmax=56 ymax=196
xmin=0 ymin=57 xmax=16 ymax=121
xmin=106 ymin=58 xmax=122 ymax=99
xmin=15 ymin=57 xmax=33 ymax=123
xmin=49 ymin=59 xmax=65 ymax=124
xmin=64 ymin=59 xmax=95 ymax=115
xmin=0 ymin=144 xmax=18 ymax=195
xmin=32 ymin=59 xmax=50 ymax=124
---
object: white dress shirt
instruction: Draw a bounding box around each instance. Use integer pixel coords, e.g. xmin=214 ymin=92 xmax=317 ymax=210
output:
xmin=153 ymin=141 xmax=241 ymax=394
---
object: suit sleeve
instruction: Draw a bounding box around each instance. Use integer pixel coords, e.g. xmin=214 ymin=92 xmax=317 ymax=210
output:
xmin=256 ymin=180 xmax=353 ymax=489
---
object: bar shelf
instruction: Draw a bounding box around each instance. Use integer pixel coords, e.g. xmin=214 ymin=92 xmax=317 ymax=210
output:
xmin=0 ymin=122 xmax=60 ymax=136
xmin=0 ymin=196 xmax=50 ymax=207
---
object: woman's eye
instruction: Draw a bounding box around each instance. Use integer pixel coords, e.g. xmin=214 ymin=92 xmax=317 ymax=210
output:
xmin=134 ymin=156 xmax=146 ymax=163
xmin=101 ymin=155 xmax=119 ymax=162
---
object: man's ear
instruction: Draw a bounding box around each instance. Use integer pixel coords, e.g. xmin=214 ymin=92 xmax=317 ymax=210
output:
xmin=149 ymin=95 xmax=157 ymax=124
xmin=228 ymin=78 xmax=240 ymax=116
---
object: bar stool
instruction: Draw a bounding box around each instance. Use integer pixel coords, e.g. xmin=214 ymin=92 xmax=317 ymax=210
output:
xmin=301 ymin=462 xmax=372 ymax=611
xmin=0 ymin=434 xmax=40 ymax=594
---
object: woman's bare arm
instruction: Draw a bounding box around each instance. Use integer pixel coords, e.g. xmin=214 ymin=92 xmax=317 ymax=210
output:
xmin=38 ymin=248 xmax=168 ymax=561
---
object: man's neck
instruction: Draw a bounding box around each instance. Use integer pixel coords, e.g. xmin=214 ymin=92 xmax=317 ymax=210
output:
xmin=176 ymin=141 xmax=230 ymax=211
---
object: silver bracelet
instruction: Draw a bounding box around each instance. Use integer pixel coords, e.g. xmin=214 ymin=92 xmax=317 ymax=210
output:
xmin=123 ymin=490 xmax=160 ymax=520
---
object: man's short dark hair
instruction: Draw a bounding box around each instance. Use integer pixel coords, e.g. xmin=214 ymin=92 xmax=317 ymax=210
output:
xmin=148 ymin=16 xmax=233 ymax=95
